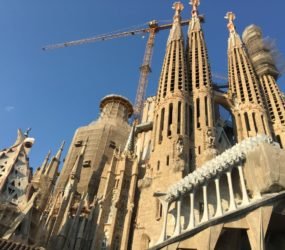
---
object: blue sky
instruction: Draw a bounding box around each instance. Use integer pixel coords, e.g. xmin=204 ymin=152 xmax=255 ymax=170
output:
xmin=1 ymin=0 xmax=285 ymax=169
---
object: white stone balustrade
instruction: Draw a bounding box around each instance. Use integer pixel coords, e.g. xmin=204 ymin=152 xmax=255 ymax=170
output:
xmin=156 ymin=135 xmax=273 ymax=245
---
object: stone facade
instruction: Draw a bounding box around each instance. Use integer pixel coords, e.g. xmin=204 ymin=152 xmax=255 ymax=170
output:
xmin=0 ymin=1 xmax=285 ymax=250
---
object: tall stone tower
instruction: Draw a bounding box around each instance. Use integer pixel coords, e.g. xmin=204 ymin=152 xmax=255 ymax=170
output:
xmin=226 ymin=12 xmax=272 ymax=141
xmin=242 ymin=25 xmax=285 ymax=148
xmin=133 ymin=2 xmax=190 ymax=248
xmin=36 ymin=94 xmax=134 ymax=249
xmin=152 ymin=1 xmax=190 ymax=173
xmin=187 ymin=0 xmax=217 ymax=168
xmin=54 ymin=95 xmax=133 ymax=200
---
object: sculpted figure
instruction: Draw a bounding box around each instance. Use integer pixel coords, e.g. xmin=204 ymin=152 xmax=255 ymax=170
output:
xmin=176 ymin=136 xmax=184 ymax=157
xmin=206 ymin=128 xmax=216 ymax=148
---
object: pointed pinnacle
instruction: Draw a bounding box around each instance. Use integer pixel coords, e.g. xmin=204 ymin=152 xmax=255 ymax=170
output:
xmin=190 ymin=0 xmax=200 ymax=17
xmin=225 ymin=12 xmax=236 ymax=32
xmin=124 ymin=123 xmax=136 ymax=153
xmin=14 ymin=129 xmax=25 ymax=146
xmin=40 ymin=150 xmax=51 ymax=174
xmin=55 ymin=140 xmax=65 ymax=160
xmin=46 ymin=150 xmax=51 ymax=160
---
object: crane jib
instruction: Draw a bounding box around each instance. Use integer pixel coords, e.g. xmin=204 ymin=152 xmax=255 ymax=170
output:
xmin=42 ymin=19 xmax=191 ymax=120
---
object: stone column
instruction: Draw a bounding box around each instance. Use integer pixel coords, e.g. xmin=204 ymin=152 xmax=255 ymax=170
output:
xmin=157 ymin=201 xmax=170 ymax=243
xmin=173 ymin=198 xmax=182 ymax=236
xmin=214 ymin=177 xmax=223 ymax=217
xmin=186 ymin=192 xmax=195 ymax=230
xmin=237 ymin=165 xmax=250 ymax=206
xmin=201 ymin=184 xmax=209 ymax=223
xmin=226 ymin=171 xmax=236 ymax=211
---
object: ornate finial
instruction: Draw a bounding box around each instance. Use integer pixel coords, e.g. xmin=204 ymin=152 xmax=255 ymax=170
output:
xmin=225 ymin=12 xmax=236 ymax=32
xmin=173 ymin=2 xmax=184 ymax=13
xmin=24 ymin=128 xmax=32 ymax=137
xmin=172 ymin=2 xmax=184 ymax=23
xmin=190 ymin=0 xmax=200 ymax=16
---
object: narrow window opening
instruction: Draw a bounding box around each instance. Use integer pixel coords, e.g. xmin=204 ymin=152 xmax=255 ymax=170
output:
xmin=198 ymin=146 xmax=201 ymax=155
xmin=153 ymin=115 xmax=158 ymax=150
xmin=177 ymin=102 xmax=181 ymax=134
xmin=157 ymin=161 xmax=160 ymax=171
xmin=276 ymin=135 xmax=283 ymax=148
xmin=166 ymin=155 xmax=169 ymax=166
xmin=189 ymin=106 xmax=193 ymax=136
xmin=196 ymin=98 xmax=201 ymax=129
xmin=205 ymin=96 xmax=209 ymax=126
xmin=159 ymin=108 xmax=165 ymax=144
xmin=167 ymin=104 xmax=173 ymax=137
xmin=155 ymin=198 xmax=163 ymax=220
xmin=252 ymin=113 xmax=258 ymax=133
xmin=185 ymin=104 xmax=189 ymax=135
xmin=244 ymin=112 xmax=250 ymax=131
xmin=261 ymin=115 xmax=266 ymax=134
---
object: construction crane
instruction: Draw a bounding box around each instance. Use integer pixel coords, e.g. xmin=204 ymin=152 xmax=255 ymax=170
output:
xmin=43 ymin=19 xmax=190 ymax=121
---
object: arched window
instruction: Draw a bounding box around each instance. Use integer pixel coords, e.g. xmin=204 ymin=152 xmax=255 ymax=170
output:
xmin=140 ymin=234 xmax=150 ymax=250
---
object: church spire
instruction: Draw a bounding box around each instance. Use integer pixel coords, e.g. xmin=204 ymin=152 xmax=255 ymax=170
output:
xmin=187 ymin=0 xmax=216 ymax=167
xmin=156 ymin=1 xmax=189 ymax=104
xmin=226 ymin=12 xmax=272 ymax=141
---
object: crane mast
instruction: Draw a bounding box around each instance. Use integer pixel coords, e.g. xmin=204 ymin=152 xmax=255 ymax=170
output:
xmin=43 ymin=20 xmax=190 ymax=121
xmin=134 ymin=21 xmax=157 ymax=120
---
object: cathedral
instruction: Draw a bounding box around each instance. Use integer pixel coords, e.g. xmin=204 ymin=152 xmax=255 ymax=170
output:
xmin=1 ymin=1 xmax=285 ymax=249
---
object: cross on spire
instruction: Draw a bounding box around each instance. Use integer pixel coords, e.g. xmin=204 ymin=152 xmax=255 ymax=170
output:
xmin=225 ymin=12 xmax=236 ymax=32
xmin=190 ymin=0 xmax=200 ymax=17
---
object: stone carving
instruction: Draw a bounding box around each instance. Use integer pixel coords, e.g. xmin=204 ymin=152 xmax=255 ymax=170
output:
xmin=138 ymin=164 xmax=153 ymax=189
xmin=173 ymin=136 xmax=185 ymax=172
xmin=165 ymin=135 xmax=273 ymax=202
xmin=176 ymin=137 xmax=184 ymax=157
xmin=206 ymin=128 xmax=216 ymax=149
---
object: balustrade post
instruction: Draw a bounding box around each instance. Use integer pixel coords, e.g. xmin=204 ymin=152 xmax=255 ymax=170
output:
xmin=214 ymin=177 xmax=223 ymax=217
xmin=201 ymin=184 xmax=209 ymax=223
xmin=226 ymin=170 xmax=237 ymax=211
xmin=157 ymin=200 xmax=170 ymax=243
xmin=237 ymin=165 xmax=250 ymax=205
xmin=186 ymin=192 xmax=195 ymax=230
xmin=173 ymin=198 xmax=182 ymax=236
